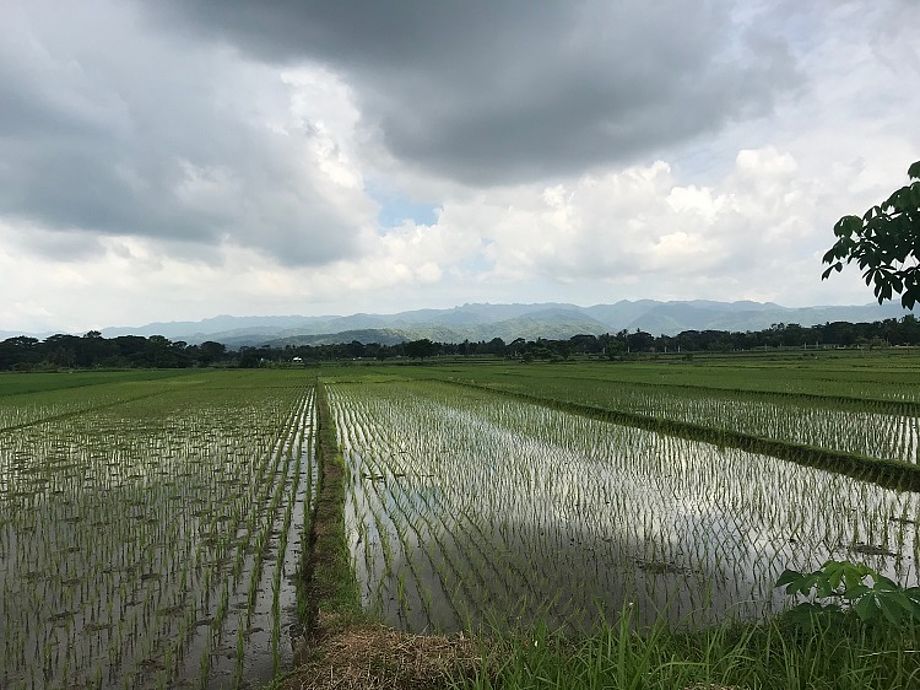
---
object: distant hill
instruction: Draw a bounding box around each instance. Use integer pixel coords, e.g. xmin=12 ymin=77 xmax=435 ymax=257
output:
xmin=232 ymin=329 xmax=410 ymax=348
xmin=4 ymin=300 xmax=912 ymax=347
xmin=97 ymin=300 xmax=915 ymax=347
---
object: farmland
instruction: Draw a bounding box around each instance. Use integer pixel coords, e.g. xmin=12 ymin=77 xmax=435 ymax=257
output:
xmin=2 ymin=351 xmax=920 ymax=688
xmin=0 ymin=371 xmax=316 ymax=689
xmin=329 ymin=375 xmax=920 ymax=633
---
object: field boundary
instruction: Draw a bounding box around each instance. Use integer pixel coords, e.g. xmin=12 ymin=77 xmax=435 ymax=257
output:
xmin=0 ymin=389 xmax=174 ymax=434
xmin=436 ymin=369 xmax=920 ymax=416
xmin=444 ymin=379 xmax=920 ymax=493
xmin=0 ymin=369 xmax=196 ymax=398
xmin=299 ymin=379 xmax=361 ymax=637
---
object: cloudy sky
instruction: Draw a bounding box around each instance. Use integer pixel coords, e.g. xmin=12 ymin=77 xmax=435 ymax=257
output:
xmin=1 ymin=0 xmax=918 ymax=332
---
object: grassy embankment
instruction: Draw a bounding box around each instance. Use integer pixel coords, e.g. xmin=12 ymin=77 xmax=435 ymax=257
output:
xmin=463 ymin=616 xmax=920 ymax=690
xmin=302 ymin=379 xmax=362 ymax=627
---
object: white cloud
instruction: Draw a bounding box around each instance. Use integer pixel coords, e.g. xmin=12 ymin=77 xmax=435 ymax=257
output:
xmin=0 ymin=0 xmax=376 ymax=267
xmin=1 ymin=1 xmax=919 ymax=333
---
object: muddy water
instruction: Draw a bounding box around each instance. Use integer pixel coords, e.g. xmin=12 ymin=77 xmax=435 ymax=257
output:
xmin=333 ymin=381 xmax=920 ymax=633
xmin=174 ymin=393 xmax=315 ymax=690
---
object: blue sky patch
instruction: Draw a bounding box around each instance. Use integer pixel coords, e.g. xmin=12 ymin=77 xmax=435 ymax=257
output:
xmin=367 ymin=181 xmax=439 ymax=227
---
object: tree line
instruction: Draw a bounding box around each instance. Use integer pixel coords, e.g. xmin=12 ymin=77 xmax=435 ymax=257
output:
xmin=1 ymin=316 xmax=918 ymax=371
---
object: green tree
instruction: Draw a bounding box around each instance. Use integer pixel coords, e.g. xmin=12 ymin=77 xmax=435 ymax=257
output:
xmin=404 ymin=338 xmax=439 ymax=359
xmin=822 ymin=161 xmax=920 ymax=308
xmin=197 ymin=340 xmax=226 ymax=365
xmin=626 ymin=330 xmax=654 ymax=352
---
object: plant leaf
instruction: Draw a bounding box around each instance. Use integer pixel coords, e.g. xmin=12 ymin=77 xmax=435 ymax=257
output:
xmin=878 ymin=595 xmax=905 ymax=625
xmin=776 ymin=569 xmax=803 ymax=587
xmin=854 ymin=594 xmax=879 ymax=622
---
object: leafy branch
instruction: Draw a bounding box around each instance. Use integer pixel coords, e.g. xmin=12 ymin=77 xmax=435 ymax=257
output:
xmin=822 ymin=161 xmax=920 ymax=309
xmin=777 ymin=559 xmax=920 ymax=627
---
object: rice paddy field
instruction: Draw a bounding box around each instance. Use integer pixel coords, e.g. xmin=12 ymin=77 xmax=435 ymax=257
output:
xmin=2 ymin=351 xmax=920 ymax=688
xmin=0 ymin=371 xmax=317 ymax=689
xmin=331 ymin=379 xmax=919 ymax=633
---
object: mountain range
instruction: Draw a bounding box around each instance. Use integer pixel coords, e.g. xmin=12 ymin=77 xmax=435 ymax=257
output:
xmin=68 ymin=300 xmax=917 ymax=347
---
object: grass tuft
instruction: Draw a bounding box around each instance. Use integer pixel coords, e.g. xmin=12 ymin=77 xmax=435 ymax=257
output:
xmin=460 ymin=614 xmax=920 ymax=690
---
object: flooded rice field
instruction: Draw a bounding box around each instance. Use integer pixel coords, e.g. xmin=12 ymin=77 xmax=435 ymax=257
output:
xmin=0 ymin=374 xmax=316 ymax=690
xmin=3 ymin=366 xmax=920 ymax=688
xmin=435 ymin=371 xmax=920 ymax=465
xmin=331 ymin=380 xmax=920 ymax=632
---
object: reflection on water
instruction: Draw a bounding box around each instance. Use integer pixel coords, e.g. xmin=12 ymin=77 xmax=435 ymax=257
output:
xmin=333 ymin=381 xmax=920 ymax=633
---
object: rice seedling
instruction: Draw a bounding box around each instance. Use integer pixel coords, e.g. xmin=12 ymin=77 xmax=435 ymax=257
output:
xmin=431 ymin=369 xmax=920 ymax=466
xmin=328 ymin=379 xmax=920 ymax=635
xmin=0 ymin=370 xmax=316 ymax=689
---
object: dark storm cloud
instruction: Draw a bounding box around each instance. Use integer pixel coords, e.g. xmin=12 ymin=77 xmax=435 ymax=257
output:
xmin=0 ymin=0 xmax=797 ymax=266
xmin=150 ymin=0 xmax=798 ymax=184
xmin=0 ymin=1 xmax=369 ymax=265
